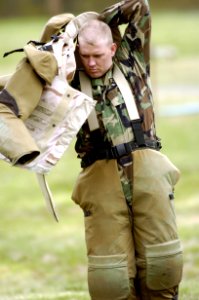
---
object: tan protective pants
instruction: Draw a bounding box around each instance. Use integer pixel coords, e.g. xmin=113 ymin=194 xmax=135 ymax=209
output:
xmin=72 ymin=149 xmax=183 ymax=300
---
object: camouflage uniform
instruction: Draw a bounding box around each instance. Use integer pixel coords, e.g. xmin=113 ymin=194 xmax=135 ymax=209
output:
xmin=73 ymin=0 xmax=157 ymax=205
xmin=72 ymin=1 xmax=183 ymax=299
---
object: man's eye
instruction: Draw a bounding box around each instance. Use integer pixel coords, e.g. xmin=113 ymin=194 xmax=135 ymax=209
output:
xmin=94 ymin=55 xmax=102 ymax=58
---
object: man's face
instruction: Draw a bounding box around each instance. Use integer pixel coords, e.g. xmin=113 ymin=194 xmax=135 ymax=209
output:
xmin=78 ymin=41 xmax=117 ymax=78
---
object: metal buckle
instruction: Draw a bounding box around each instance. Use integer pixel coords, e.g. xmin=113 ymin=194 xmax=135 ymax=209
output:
xmin=111 ymin=142 xmax=132 ymax=158
xmin=145 ymin=140 xmax=162 ymax=150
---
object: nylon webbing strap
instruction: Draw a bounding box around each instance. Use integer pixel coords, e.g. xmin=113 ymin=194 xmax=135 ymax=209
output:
xmin=113 ymin=66 xmax=145 ymax=145
xmin=79 ymin=64 xmax=141 ymax=132
xmin=36 ymin=173 xmax=59 ymax=222
xmin=113 ymin=64 xmax=140 ymax=121
xmin=79 ymin=71 xmax=99 ymax=131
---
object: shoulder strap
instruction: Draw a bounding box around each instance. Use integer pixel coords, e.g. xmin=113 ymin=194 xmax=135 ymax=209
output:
xmin=79 ymin=65 xmax=147 ymax=146
xmin=79 ymin=71 xmax=99 ymax=131
xmin=36 ymin=173 xmax=59 ymax=222
xmin=113 ymin=64 xmax=140 ymax=121
xmin=113 ymin=64 xmax=146 ymax=146
xmin=79 ymin=64 xmax=140 ymax=130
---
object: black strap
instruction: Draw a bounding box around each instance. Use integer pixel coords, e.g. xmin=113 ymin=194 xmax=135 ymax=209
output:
xmin=81 ymin=139 xmax=162 ymax=168
xmin=3 ymin=48 xmax=24 ymax=57
xmin=131 ymin=119 xmax=146 ymax=147
xmin=3 ymin=38 xmax=56 ymax=58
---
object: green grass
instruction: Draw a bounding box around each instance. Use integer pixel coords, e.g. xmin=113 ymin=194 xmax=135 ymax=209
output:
xmin=151 ymin=11 xmax=199 ymax=57
xmin=0 ymin=11 xmax=199 ymax=299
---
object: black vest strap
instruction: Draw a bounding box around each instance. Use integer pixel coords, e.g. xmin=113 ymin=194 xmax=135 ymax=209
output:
xmin=81 ymin=139 xmax=161 ymax=168
xmin=3 ymin=39 xmax=54 ymax=58
xmin=131 ymin=119 xmax=146 ymax=147
xmin=3 ymin=48 xmax=24 ymax=57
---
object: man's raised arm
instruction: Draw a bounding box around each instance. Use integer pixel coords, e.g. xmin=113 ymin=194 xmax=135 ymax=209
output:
xmin=99 ymin=0 xmax=151 ymax=70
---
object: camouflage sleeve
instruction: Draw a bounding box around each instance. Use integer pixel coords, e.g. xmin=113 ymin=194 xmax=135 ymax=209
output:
xmin=100 ymin=0 xmax=150 ymax=25
xmin=100 ymin=1 xmax=156 ymax=140
xmin=99 ymin=0 xmax=151 ymax=67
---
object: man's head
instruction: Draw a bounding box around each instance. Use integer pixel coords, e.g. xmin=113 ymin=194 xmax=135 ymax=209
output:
xmin=78 ymin=19 xmax=117 ymax=78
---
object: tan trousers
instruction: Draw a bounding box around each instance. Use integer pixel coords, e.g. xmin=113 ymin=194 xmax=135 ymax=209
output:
xmin=72 ymin=149 xmax=183 ymax=300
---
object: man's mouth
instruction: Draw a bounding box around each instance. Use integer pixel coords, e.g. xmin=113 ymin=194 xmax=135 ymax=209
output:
xmin=89 ymin=69 xmax=98 ymax=73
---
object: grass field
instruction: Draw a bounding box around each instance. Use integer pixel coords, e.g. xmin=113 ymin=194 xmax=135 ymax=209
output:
xmin=0 ymin=11 xmax=199 ymax=300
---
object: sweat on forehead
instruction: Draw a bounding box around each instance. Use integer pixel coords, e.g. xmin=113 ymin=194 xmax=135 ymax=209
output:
xmin=78 ymin=19 xmax=113 ymax=45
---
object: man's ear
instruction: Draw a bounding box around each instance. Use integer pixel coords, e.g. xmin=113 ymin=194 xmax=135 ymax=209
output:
xmin=111 ymin=43 xmax=117 ymax=57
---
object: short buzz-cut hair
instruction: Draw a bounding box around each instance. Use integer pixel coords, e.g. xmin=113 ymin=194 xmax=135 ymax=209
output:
xmin=78 ymin=19 xmax=114 ymax=46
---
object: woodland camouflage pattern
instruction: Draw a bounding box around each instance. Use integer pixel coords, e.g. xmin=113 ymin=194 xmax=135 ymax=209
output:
xmin=72 ymin=0 xmax=157 ymax=203
xmin=73 ymin=0 xmax=157 ymax=157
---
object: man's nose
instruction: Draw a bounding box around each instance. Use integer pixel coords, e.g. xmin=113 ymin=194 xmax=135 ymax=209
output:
xmin=88 ymin=57 xmax=96 ymax=67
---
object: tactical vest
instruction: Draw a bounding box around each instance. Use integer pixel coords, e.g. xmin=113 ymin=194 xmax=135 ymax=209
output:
xmin=78 ymin=64 xmax=161 ymax=169
xmin=0 ymin=12 xmax=98 ymax=221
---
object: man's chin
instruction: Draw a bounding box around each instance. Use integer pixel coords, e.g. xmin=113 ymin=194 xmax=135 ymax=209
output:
xmin=88 ymin=70 xmax=103 ymax=78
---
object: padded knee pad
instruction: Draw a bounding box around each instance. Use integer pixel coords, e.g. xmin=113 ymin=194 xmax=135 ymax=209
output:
xmin=145 ymin=239 xmax=183 ymax=291
xmin=88 ymin=254 xmax=131 ymax=300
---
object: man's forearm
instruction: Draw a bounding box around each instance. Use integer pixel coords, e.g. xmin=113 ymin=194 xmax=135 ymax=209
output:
xmin=99 ymin=0 xmax=150 ymax=27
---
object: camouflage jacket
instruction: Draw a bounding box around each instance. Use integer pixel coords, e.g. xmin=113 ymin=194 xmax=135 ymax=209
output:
xmin=72 ymin=0 xmax=157 ymax=157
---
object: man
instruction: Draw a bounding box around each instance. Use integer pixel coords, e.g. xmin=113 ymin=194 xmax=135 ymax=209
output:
xmin=71 ymin=1 xmax=183 ymax=299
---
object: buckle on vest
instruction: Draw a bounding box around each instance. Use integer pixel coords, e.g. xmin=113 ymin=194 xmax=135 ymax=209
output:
xmin=111 ymin=142 xmax=133 ymax=158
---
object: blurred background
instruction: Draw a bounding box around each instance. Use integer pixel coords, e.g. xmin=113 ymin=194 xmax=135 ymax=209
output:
xmin=0 ymin=0 xmax=199 ymax=16
xmin=0 ymin=1 xmax=199 ymax=299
